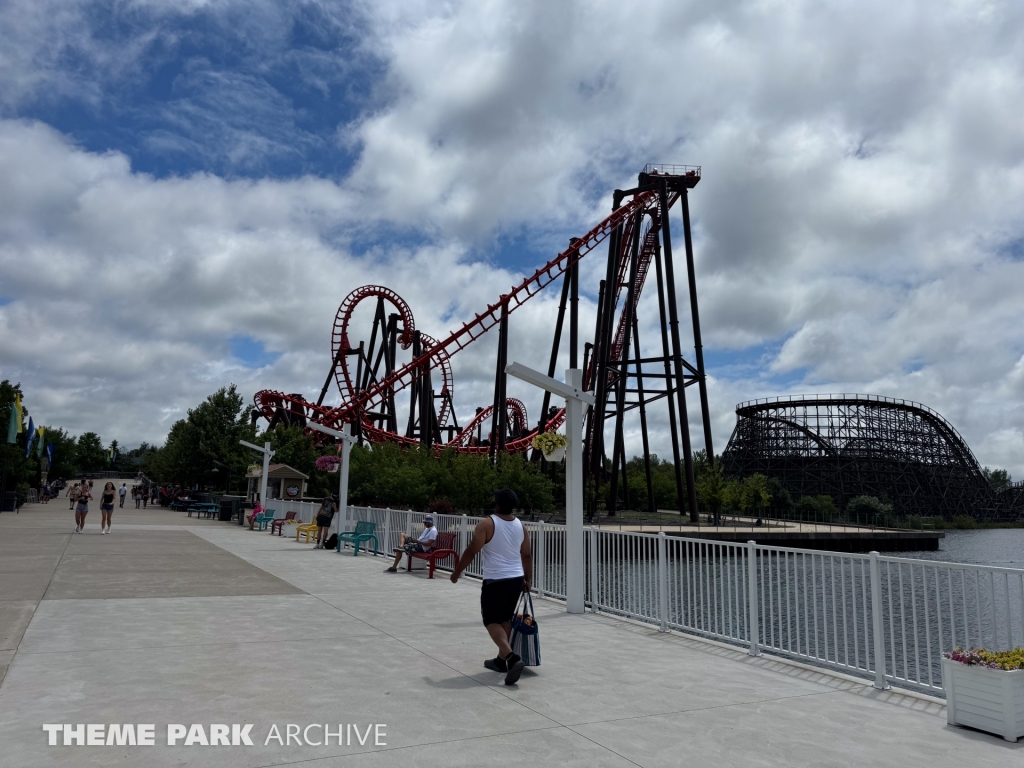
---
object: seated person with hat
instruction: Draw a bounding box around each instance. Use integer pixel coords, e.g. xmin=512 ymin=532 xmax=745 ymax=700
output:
xmin=384 ymin=515 xmax=438 ymax=572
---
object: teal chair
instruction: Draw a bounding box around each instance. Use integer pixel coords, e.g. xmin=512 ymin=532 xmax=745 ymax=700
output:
xmin=337 ymin=520 xmax=379 ymax=556
xmin=255 ymin=509 xmax=276 ymax=531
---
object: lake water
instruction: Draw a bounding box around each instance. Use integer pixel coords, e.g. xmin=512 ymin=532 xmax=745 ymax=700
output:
xmin=892 ymin=528 xmax=1024 ymax=569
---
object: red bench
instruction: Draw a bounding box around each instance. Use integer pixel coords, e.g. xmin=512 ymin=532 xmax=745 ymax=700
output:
xmin=400 ymin=531 xmax=458 ymax=579
xmin=270 ymin=510 xmax=297 ymax=536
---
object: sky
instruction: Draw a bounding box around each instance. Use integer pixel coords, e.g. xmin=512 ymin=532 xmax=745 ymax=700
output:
xmin=1 ymin=0 xmax=1023 ymax=477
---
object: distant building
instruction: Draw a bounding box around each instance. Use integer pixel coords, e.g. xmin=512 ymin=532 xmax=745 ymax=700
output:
xmin=245 ymin=463 xmax=309 ymax=502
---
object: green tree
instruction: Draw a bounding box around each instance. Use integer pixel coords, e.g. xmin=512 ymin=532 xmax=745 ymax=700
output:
xmin=846 ymin=495 xmax=894 ymax=526
xmin=42 ymin=427 xmax=78 ymax=480
xmin=695 ymin=462 xmax=728 ymax=519
xmin=75 ymin=432 xmax=107 ymax=472
xmin=262 ymin=424 xmax=318 ymax=491
xmin=0 ymin=380 xmax=30 ymax=497
xmin=147 ymin=385 xmax=255 ymax=489
xmin=764 ymin=478 xmax=793 ymax=517
xmin=982 ymin=466 xmax=1012 ymax=491
xmin=345 ymin=442 xmax=554 ymax=513
xmin=795 ymin=494 xmax=839 ymax=522
xmin=742 ymin=474 xmax=772 ymax=517
xmin=617 ymin=454 xmax=681 ymax=512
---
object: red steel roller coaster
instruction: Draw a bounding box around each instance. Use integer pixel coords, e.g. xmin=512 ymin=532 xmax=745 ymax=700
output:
xmin=254 ymin=165 xmax=713 ymax=520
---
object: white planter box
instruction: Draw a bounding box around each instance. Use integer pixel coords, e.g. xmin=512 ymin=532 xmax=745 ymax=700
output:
xmin=942 ymin=658 xmax=1024 ymax=742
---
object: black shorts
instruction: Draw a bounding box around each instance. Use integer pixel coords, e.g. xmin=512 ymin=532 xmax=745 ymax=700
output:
xmin=480 ymin=576 xmax=525 ymax=626
xmin=402 ymin=540 xmax=425 ymax=554
xmin=316 ymin=515 xmax=333 ymax=528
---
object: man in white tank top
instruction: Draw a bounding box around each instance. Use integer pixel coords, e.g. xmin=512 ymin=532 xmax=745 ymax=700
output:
xmin=450 ymin=488 xmax=532 ymax=685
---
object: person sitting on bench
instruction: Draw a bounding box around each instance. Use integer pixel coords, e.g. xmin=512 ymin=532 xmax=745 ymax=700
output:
xmin=384 ymin=515 xmax=438 ymax=572
xmin=246 ymin=499 xmax=265 ymax=530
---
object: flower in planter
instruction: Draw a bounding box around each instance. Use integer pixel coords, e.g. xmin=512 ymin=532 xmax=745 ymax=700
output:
xmin=945 ymin=647 xmax=1024 ymax=670
xmin=531 ymin=431 xmax=567 ymax=454
xmin=315 ymin=455 xmax=341 ymax=472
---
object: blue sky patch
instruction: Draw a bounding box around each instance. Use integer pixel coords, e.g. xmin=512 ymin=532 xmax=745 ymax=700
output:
xmin=229 ymin=335 xmax=281 ymax=368
xmin=17 ymin=2 xmax=380 ymax=180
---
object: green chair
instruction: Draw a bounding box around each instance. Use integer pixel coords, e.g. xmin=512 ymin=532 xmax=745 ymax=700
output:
xmin=337 ymin=520 xmax=378 ymax=556
xmin=255 ymin=509 xmax=276 ymax=531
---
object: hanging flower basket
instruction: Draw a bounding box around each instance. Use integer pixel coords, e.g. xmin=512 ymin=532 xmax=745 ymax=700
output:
xmin=532 ymin=432 xmax=567 ymax=462
xmin=316 ymin=455 xmax=341 ymax=473
xmin=943 ymin=647 xmax=1024 ymax=742
xmin=247 ymin=464 xmax=262 ymax=477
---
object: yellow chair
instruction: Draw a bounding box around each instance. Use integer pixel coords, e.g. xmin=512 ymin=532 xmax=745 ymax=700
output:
xmin=296 ymin=520 xmax=319 ymax=543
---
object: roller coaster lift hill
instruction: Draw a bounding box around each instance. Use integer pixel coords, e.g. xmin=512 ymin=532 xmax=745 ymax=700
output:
xmin=255 ymin=165 xmax=713 ymax=521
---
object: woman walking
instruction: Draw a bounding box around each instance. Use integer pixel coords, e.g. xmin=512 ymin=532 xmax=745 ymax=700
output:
xmin=314 ymin=495 xmax=338 ymax=549
xmin=99 ymin=482 xmax=116 ymax=534
xmin=74 ymin=484 xmax=93 ymax=533
xmin=134 ymin=486 xmax=142 ymax=509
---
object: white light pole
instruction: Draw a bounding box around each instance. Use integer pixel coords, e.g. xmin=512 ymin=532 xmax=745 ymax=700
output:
xmin=304 ymin=421 xmax=358 ymax=550
xmin=506 ymin=362 xmax=594 ymax=614
xmin=239 ymin=439 xmax=274 ymax=516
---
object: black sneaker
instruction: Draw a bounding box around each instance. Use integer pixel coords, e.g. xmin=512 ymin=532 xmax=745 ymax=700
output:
xmin=504 ymin=653 xmax=525 ymax=685
xmin=484 ymin=657 xmax=507 ymax=673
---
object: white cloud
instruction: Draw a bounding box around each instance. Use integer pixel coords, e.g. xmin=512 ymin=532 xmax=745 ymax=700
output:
xmin=2 ymin=0 xmax=1024 ymax=479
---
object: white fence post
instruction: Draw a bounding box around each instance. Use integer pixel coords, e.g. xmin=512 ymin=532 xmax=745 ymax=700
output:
xmin=459 ymin=514 xmax=467 ymax=556
xmin=383 ymin=509 xmax=391 ymax=555
xmin=657 ymin=532 xmax=668 ymax=632
xmin=747 ymin=541 xmax=760 ymax=657
xmin=537 ymin=521 xmax=546 ymax=598
xmin=869 ymin=551 xmax=890 ymax=690
xmin=589 ymin=527 xmax=599 ymax=613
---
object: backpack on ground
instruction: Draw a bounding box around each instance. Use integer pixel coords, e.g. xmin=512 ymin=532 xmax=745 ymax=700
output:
xmin=323 ymin=533 xmax=339 ymax=550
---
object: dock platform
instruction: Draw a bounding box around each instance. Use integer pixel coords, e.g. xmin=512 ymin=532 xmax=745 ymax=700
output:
xmin=0 ymin=497 xmax=1013 ymax=766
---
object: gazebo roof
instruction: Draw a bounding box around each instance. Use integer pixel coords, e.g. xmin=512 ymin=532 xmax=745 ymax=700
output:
xmin=245 ymin=463 xmax=309 ymax=480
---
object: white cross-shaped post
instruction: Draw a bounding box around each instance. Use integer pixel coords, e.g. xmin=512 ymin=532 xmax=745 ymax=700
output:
xmin=506 ymin=362 xmax=595 ymax=614
xmin=305 ymin=421 xmax=358 ymax=548
xmin=239 ymin=439 xmax=275 ymax=516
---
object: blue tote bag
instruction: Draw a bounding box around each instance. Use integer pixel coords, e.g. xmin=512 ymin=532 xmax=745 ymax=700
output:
xmin=509 ymin=592 xmax=540 ymax=666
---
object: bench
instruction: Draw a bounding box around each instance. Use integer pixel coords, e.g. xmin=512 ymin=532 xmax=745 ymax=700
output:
xmin=400 ymin=531 xmax=458 ymax=579
xmin=191 ymin=502 xmax=219 ymax=519
xmin=270 ymin=510 xmax=298 ymax=536
xmin=337 ymin=520 xmax=378 ymax=556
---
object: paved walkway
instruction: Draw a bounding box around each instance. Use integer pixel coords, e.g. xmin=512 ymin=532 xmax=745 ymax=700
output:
xmin=0 ymin=490 xmax=1019 ymax=766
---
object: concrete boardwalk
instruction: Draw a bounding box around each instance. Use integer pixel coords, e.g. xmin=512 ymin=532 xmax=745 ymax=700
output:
xmin=0 ymin=493 xmax=1020 ymax=766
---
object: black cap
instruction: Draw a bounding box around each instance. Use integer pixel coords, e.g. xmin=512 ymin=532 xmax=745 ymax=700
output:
xmin=492 ymin=488 xmax=518 ymax=514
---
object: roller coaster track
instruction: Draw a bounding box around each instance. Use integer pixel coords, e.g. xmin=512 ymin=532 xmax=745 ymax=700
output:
xmin=255 ymin=187 xmax=658 ymax=451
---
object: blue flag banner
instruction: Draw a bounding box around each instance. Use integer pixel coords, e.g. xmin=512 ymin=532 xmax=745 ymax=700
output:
xmin=24 ymin=417 xmax=35 ymax=458
xmin=45 ymin=443 xmax=54 ymax=469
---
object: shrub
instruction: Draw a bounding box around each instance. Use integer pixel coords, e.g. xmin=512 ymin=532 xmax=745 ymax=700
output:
xmin=794 ymin=495 xmax=838 ymax=522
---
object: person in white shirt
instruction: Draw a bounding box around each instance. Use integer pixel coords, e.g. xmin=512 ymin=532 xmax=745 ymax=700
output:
xmin=118 ymin=483 xmax=127 ymax=508
xmin=449 ymin=489 xmax=532 ymax=685
xmin=384 ymin=515 xmax=438 ymax=572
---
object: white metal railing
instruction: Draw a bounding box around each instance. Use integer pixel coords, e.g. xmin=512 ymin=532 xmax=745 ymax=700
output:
xmin=269 ymin=503 xmax=1023 ymax=696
